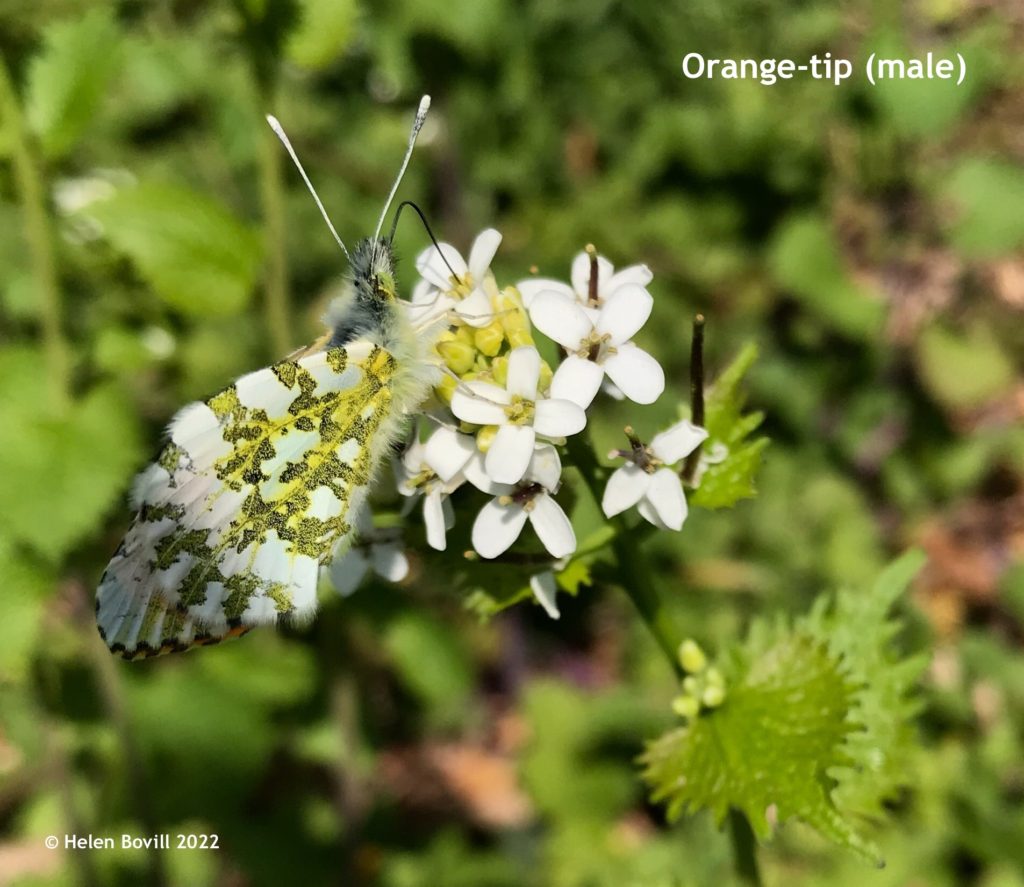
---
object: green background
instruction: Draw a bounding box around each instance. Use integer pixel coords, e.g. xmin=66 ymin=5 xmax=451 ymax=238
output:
xmin=1 ymin=1 xmax=1023 ymax=884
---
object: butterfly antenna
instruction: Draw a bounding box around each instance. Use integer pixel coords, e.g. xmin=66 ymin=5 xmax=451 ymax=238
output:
xmin=373 ymin=95 xmax=431 ymax=241
xmin=389 ymin=200 xmax=460 ymax=280
xmin=266 ymin=114 xmax=351 ymax=261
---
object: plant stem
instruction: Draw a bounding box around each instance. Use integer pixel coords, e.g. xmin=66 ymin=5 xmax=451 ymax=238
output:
xmin=257 ymin=96 xmax=292 ymax=356
xmin=728 ymin=807 xmax=763 ymax=886
xmin=0 ymin=58 xmax=70 ymax=411
xmin=683 ymin=314 xmax=706 ymax=484
xmin=567 ymin=430 xmax=762 ymax=880
xmin=566 ymin=434 xmax=683 ymax=675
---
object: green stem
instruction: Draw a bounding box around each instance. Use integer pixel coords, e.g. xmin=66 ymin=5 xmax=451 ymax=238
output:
xmin=567 ymin=431 xmax=761 ymax=879
xmin=89 ymin=640 xmax=168 ymax=887
xmin=566 ymin=433 xmax=683 ymax=674
xmin=728 ymin=807 xmax=763 ymax=886
xmin=257 ymin=95 xmax=292 ymax=357
xmin=0 ymin=58 xmax=70 ymax=411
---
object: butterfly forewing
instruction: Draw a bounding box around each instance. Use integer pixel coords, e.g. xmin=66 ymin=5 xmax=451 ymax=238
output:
xmin=97 ymin=343 xmax=398 ymax=658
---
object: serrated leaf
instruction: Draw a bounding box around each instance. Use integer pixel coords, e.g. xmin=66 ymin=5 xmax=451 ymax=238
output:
xmin=690 ymin=342 xmax=769 ymax=510
xmin=25 ymin=8 xmax=123 ymax=158
xmin=641 ymin=632 xmax=874 ymax=860
xmin=87 ymin=182 xmax=262 ymax=317
xmin=0 ymin=347 xmax=143 ymax=560
xmin=805 ymin=550 xmax=929 ymax=821
xmin=641 ymin=552 xmax=926 ymax=863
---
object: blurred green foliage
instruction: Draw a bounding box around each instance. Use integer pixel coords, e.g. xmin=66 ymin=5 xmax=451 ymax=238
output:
xmin=1 ymin=1 xmax=1023 ymax=885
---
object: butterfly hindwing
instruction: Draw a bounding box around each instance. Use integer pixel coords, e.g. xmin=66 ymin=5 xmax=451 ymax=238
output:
xmin=97 ymin=343 xmax=399 ymax=659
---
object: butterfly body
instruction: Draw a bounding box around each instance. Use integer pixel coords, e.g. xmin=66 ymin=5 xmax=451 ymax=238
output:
xmin=97 ymin=235 xmax=440 ymax=659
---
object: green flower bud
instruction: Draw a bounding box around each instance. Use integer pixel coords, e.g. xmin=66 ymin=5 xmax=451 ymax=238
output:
xmin=434 ymin=374 xmax=457 ymax=405
xmin=671 ymin=695 xmax=701 ymax=720
xmin=437 ymin=339 xmax=476 ymax=375
xmin=476 ymin=425 xmax=498 ymax=453
xmin=474 ymin=321 xmax=505 ymax=357
xmin=538 ymin=360 xmax=553 ymax=393
xmin=491 ymin=355 xmax=508 ymax=387
xmin=701 ymin=684 xmax=726 ymax=708
xmin=679 ymin=639 xmax=707 ymax=674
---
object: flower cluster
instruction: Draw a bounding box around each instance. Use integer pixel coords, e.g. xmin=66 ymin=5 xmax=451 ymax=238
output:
xmin=333 ymin=232 xmax=711 ymax=615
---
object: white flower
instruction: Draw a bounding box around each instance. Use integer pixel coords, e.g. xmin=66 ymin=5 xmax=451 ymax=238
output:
xmin=329 ymin=513 xmax=409 ymax=597
xmin=516 ymin=248 xmax=652 ymax=311
xmin=528 ymin=286 xmax=664 ymax=408
xmin=529 ymin=571 xmax=561 ymax=619
xmin=450 ymin=346 xmax=586 ymax=484
xmin=601 ymin=420 xmax=708 ymax=531
xmin=415 ymin=228 xmax=502 ymax=328
xmin=471 ymin=445 xmax=576 ymax=560
xmin=395 ymin=428 xmax=476 ymax=550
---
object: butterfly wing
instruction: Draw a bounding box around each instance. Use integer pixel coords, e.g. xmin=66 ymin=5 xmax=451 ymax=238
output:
xmin=97 ymin=343 xmax=399 ymax=658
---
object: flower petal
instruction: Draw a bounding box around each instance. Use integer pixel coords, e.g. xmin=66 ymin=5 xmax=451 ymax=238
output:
xmin=603 ymin=344 xmax=665 ymax=404
xmin=517 ymin=278 xmax=574 ymax=308
xmin=636 ymin=497 xmax=670 ymax=531
xmin=415 ymin=242 xmax=468 ymax=290
xmin=524 ymin=443 xmax=562 ymax=491
xmin=606 ymin=263 xmax=653 ymax=293
xmin=596 ymin=284 xmax=653 ymax=345
xmin=643 ymin=468 xmax=688 ymax=531
xmin=423 ymin=489 xmax=448 ymax=550
xmin=455 ymin=286 xmax=493 ymax=328
xmin=372 ymin=542 xmax=409 ymax=582
xmin=467 ymin=228 xmax=502 ymax=278
xmin=450 ymin=380 xmax=510 ymax=425
xmin=571 ymin=251 xmax=614 ymax=300
xmin=550 ymin=354 xmax=605 ymax=409
xmin=601 ymin=464 xmax=650 ymax=517
xmin=528 ymin=493 xmax=576 ymax=558
xmin=472 ymin=498 xmax=528 ymax=559
xmin=650 ymin=419 xmax=709 ymax=465
xmin=329 ymin=548 xmax=370 ymax=597
xmin=533 ymin=397 xmax=586 ymax=438
xmin=424 ymin=426 xmax=476 ymax=482
xmin=485 ymin=423 xmax=536 ymax=484
xmin=506 ymin=346 xmax=541 ymax=401
xmin=528 ymin=292 xmax=592 ymax=349
xmin=463 ymin=451 xmax=509 ymax=495
xmin=529 ymin=572 xmax=560 ymax=619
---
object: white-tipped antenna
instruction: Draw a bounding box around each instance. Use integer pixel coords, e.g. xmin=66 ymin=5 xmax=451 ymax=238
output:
xmin=374 ymin=95 xmax=431 ymax=240
xmin=266 ymin=114 xmax=350 ymax=260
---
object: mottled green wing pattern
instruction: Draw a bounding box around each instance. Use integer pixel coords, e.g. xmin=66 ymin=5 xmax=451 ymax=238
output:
xmin=96 ymin=344 xmax=397 ymax=659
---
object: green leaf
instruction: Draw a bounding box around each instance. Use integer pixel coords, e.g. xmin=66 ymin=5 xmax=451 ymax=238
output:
xmin=87 ymin=182 xmax=262 ymax=318
xmin=938 ymin=157 xmax=1024 ymax=258
xmin=768 ymin=214 xmax=885 ymax=338
xmin=805 ymin=550 xmax=930 ymax=821
xmin=25 ymin=8 xmax=123 ymax=158
xmin=0 ymin=347 xmax=143 ymax=560
xmin=286 ymin=0 xmax=358 ymax=69
xmin=915 ymin=321 xmax=1016 ymax=409
xmin=641 ymin=631 xmax=870 ymax=858
xmin=641 ymin=552 xmax=927 ymax=863
xmin=385 ymin=612 xmax=473 ymax=718
xmin=689 ymin=342 xmax=769 ymax=510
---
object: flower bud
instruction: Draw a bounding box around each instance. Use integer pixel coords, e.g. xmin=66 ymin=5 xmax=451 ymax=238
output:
xmin=538 ymin=360 xmax=553 ymax=393
xmin=671 ymin=695 xmax=700 ymax=720
xmin=434 ymin=374 xmax=458 ymax=405
xmin=701 ymin=684 xmax=726 ymax=708
xmin=491 ymin=356 xmax=508 ymax=387
xmin=678 ymin=639 xmax=707 ymax=674
xmin=474 ymin=321 xmax=505 ymax=357
xmin=437 ymin=339 xmax=476 ymax=375
xmin=476 ymin=425 xmax=498 ymax=453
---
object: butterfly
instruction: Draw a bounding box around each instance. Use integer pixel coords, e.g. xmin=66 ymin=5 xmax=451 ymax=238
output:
xmin=96 ymin=97 xmax=445 ymax=659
